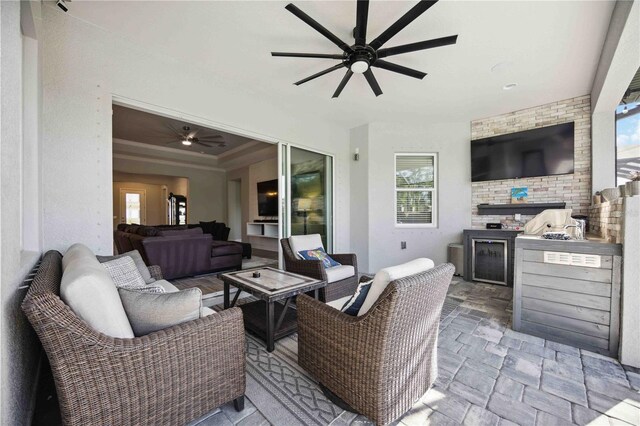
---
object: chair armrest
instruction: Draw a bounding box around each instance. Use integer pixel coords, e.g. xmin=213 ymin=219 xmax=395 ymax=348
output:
xmin=284 ymin=258 xmax=327 ymax=281
xmin=296 ymin=294 xmax=386 ymax=407
xmin=24 ymin=296 xmax=246 ymax=425
xmin=148 ymin=265 xmax=163 ymax=280
xmin=329 ymin=253 xmax=357 ymax=270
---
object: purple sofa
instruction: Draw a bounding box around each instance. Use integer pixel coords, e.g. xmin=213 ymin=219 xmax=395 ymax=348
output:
xmin=114 ymin=225 xmax=242 ymax=279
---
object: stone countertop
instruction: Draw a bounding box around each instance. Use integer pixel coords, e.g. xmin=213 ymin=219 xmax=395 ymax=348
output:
xmin=515 ymin=233 xmax=622 ymax=255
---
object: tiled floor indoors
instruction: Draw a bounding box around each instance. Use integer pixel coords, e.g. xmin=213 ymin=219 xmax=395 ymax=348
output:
xmin=196 ymin=279 xmax=640 ymax=426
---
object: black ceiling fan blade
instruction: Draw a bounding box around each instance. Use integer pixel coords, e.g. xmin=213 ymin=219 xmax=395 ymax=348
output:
xmin=370 ymin=0 xmax=439 ymax=50
xmin=195 ymin=140 xmax=216 ymax=148
xmin=272 ymin=52 xmax=345 ymax=59
xmin=285 ymin=4 xmax=354 ymax=53
xmin=355 ymin=0 xmax=370 ymax=46
xmin=332 ymin=70 xmax=354 ymax=98
xmin=373 ymin=59 xmax=426 ymax=79
xmin=377 ymin=35 xmax=458 ymax=58
xmin=363 ymin=69 xmax=383 ymax=96
xmin=294 ymin=63 xmax=345 ymax=86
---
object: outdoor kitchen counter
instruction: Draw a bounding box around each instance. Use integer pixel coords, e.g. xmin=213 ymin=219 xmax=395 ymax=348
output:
xmin=513 ymin=235 xmax=622 ymax=357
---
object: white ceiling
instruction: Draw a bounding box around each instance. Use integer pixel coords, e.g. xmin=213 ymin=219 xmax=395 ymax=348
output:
xmin=70 ymin=1 xmax=615 ymax=127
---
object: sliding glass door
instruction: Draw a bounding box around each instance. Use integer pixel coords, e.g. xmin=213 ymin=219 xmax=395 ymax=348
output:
xmin=279 ymin=144 xmax=334 ymax=254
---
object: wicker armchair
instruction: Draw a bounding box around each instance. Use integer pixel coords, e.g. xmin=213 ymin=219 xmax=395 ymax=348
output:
xmin=22 ymin=250 xmax=246 ymax=426
xmin=280 ymin=238 xmax=358 ymax=302
xmin=297 ymin=263 xmax=455 ymax=426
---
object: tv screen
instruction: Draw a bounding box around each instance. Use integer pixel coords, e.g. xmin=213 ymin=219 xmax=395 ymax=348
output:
xmin=471 ymin=122 xmax=575 ymax=182
xmin=257 ymin=179 xmax=278 ymax=216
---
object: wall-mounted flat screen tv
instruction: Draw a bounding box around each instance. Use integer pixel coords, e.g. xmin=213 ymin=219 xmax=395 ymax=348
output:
xmin=257 ymin=179 xmax=278 ymax=216
xmin=471 ymin=122 xmax=575 ymax=182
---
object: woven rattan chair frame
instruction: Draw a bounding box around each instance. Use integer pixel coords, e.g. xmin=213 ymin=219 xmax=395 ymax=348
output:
xmin=280 ymin=238 xmax=359 ymax=302
xmin=22 ymin=250 xmax=246 ymax=426
xmin=297 ymin=263 xmax=455 ymax=425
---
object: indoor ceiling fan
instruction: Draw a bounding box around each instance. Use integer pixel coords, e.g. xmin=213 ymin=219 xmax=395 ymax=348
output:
xmin=166 ymin=125 xmax=226 ymax=148
xmin=272 ymin=0 xmax=458 ymax=98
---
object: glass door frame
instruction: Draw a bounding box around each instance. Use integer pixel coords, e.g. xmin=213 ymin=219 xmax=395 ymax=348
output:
xmin=278 ymin=142 xmax=336 ymax=267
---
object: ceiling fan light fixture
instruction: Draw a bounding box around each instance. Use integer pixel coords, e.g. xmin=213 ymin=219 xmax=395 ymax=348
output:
xmin=350 ymin=60 xmax=369 ymax=74
xmin=181 ymin=139 xmax=192 ymax=146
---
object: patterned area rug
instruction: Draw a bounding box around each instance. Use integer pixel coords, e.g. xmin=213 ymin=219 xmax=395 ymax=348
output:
xmin=241 ymin=295 xmax=462 ymax=425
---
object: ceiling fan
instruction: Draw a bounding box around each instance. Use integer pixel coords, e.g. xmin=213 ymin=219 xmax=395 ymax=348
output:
xmin=166 ymin=125 xmax=226 ymax=148
xmin=272 ymin=0 xmax=458 ymax=98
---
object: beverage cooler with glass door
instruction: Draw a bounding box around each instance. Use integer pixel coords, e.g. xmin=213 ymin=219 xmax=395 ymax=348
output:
xmin=168 ymin=193 xmax=187 ymax=225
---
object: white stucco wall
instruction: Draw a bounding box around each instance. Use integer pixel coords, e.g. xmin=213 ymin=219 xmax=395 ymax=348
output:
xmin=349 ymin=125 xmax=370 ymax=272
xmin=1 ymin=2 xmax=43 ymax=424
xmin=351 ymin=122 xmax=471 ymax=273
xmin=40 ymin=6 xmax=350 ymax=255
xmin=620 ymin=196 xmax=640 ymax=367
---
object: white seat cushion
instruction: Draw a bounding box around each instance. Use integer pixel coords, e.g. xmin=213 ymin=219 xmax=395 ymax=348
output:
xmin=289 ymin=234 xmax=324 ymax=260
xmin=201 ymin=307 xmax=216 ymax=316
xmin=357 ymin=258 xmax=435 ymax=316
xmin=326 ymin=295 xmax=351 ymax=310
xmin=62 ymin=243 xmax=96 ymax=271
xmin=60 ymin=244 xmax=135 ymax=338
xmin=325 ymin=265 xmax=355 ymax=283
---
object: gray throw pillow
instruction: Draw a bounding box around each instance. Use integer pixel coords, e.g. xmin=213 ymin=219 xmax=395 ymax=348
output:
xmin=101 ymin=257 xmax=164 ymax=293
xmin=118 ymin=287 xmax=203 ymax=336
xmin=97 ymin=250 xmax=154 ymax=284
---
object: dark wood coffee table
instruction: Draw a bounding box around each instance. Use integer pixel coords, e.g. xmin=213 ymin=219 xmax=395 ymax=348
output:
xmin=221 ymin=267 xmax=326 ymax=352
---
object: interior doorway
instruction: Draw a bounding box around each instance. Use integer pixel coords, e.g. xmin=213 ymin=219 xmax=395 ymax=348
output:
xmin=119 ymin=188 xmax=147 ymax=225
xmin=227 ymin=179 xmax=242 ymax=241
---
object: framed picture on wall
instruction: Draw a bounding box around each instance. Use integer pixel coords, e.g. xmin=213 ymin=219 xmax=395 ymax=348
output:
xmin=511 ymin=187 xmax=528 ymax=204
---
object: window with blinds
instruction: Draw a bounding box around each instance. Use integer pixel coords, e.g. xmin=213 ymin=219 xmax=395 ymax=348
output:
xmin=395 ymin=154 xmax=437 ymax=227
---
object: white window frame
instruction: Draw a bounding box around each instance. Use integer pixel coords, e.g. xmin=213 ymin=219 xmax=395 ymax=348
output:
xmin=394 ymin=152 xmax=438 ymax=228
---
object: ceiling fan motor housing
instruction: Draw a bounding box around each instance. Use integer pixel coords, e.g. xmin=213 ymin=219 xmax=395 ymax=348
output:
xmin=347 ymin=46 xmax=376 ymax=73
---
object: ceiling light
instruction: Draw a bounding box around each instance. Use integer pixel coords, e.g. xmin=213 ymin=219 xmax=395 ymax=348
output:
xmin=351 ymin=60 xmax=369 ymax=74
xmin=181 ymin=139 xmax=192 ymax=146
xmin=503 ymin=83 xmax=518 ymax=90
xmin=622 ymin=105 xmax=629 ymax=114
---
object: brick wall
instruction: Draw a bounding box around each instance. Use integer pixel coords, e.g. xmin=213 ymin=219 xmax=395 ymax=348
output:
xmin=470 ymin=95 xmax=592 ymax=228
xmin=589 ymin=199 xmax=624 ymax=243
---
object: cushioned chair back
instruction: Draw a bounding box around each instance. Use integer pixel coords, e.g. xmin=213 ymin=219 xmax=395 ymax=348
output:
xmin=363 ymin=263 xmax=455 ymax=422
xmin=288 ymin=234 xmax=324 ymax=258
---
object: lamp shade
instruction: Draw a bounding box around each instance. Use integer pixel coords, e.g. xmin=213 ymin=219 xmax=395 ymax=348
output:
xmin=296 ymin=198 xmax=312 ymax=211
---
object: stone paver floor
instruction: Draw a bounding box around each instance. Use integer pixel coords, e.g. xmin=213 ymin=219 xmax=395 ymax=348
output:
xmin=406 ymin=280 xmax=640 ymax=426
xmin=196 ymin=279 xmax=640 ymax=426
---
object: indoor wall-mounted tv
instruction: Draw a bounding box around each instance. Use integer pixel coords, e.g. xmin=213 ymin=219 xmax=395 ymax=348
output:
xmin=471 ymin=122 xmax=575 ymax=182
xmin=257 ymin=179 xmax=278 ymax=216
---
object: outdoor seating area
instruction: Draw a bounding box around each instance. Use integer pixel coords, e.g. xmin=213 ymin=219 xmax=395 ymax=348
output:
xmin=3 ymin=1 xmax=640 ymax=425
